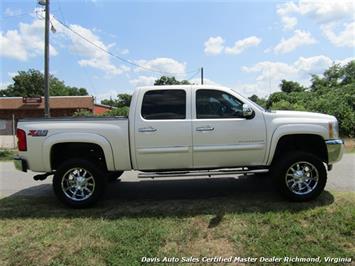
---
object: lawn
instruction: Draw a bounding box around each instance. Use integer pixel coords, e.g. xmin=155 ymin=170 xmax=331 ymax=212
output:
xmin=0 ymin=149 xmax=16 ymax=161
xmin=0 ymin=192 xmax=354 ymax=266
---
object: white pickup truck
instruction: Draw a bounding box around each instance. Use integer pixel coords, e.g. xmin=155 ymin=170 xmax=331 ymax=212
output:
xmin=14 ymin=85 xmax=344 ymax=207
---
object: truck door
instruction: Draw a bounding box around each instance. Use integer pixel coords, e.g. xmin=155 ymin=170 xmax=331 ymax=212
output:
xmin=134 ymin=88 xmax=192 ymax=170
xmin=192 ymin=88 xmax=267 ymax=168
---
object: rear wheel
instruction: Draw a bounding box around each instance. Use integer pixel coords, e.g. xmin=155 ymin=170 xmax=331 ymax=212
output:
xmin=53 ymin=159 xmax=106 ymax=208
xmin=272 ymin=152 xmax=327 ymax=201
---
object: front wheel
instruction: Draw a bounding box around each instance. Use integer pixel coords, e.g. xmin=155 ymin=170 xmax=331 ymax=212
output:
xmin=272 ymin=152 xmax=327 ymax=201
xmin=53 ymin=159 xmax=107 ymax=208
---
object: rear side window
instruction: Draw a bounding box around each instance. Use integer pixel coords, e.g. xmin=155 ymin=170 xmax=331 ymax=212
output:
xmin=141 ymin=90 xmax=186 ymax=120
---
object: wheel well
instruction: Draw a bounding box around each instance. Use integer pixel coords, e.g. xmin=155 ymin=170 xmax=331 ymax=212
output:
xmin=272 ymin=134 xmax=328 ymax=164
xmin=51 ymin=143 xmax=107 ymax=171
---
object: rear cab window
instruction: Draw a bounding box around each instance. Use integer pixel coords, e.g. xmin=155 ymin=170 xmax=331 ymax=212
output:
xmin=141 ymin=90 xmax=186 ymax=120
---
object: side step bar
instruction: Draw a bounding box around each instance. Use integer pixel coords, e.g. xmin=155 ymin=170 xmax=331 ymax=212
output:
xmin=138 ymin=168 xmax=269 ymax=179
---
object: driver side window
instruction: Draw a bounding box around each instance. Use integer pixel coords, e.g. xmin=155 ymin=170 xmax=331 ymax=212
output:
xmin=196 ymin=89 xmax=244 ymax=119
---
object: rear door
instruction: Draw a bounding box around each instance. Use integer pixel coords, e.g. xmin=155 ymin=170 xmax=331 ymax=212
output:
xmin=134 ymin=88 xmax=192 ymax=170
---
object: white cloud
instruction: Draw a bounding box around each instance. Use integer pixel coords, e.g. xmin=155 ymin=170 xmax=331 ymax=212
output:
xmin=204 ymin=36 xmax=225 ymax=55
xmin=120 ymin=48 xmax=129 ymax=55
xmin=93 ymin=89 xmax=133 ymax=103
xmin=189 ymin=78 xmax=223 ymax=86
xmin=321 ymin=21 xmax=355 ymax=47
xmin=293 ymin=55 xmax=333 ymax=74
xmin=239 ymin=55 xmax=353 ymax=97
xmin=281 ymin=16 xmax=298 ymax=31
xmin=225 ymin=36 xmax=261 ymax=55
xmin=276 ymin=2 xmax=299 ymax=30
xmin=4 ymin=8 xmax=22 ymax=16
xmin=134 ymin=57 xmax=187 ymax=77
xmin=0 ymin=19 xmax=58 ymax=61
xmin=336 ymin=57 xmax=355 ymax=66
xmin=0 ymin=9 xmax=129 ymax=76
xmin=0 ymin=81 xmax=11 ymax=90
xmin=277 ymin=1 xmax=354 ymax=47
xmin=129 ymin=76 xmax=157 ymax=87
xmin=273 ymin=30 xmax=317 ymax=54
xmin=204 ymin=36 xmax=261 ymax=56
xmin=8 ymin=72 xmax=17 ymax=78
xmin=277 ymin=0 xmax=354 ymax=30
xmin=60 ymin=23 xmax=129 ymax=75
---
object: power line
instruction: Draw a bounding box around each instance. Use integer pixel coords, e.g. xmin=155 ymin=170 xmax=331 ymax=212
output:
xmin=53 ymin=16 xmax=199 ymax=76
xmin=186 ymin=69 xmax=201 ymax=83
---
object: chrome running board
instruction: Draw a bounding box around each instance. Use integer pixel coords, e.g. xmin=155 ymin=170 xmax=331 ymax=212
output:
xmin=138 ymin=168 xmax=269 ymax=179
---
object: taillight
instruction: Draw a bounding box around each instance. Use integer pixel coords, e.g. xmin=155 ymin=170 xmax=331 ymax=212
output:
xmin=16 ymin=129 xmax=27 ymax=151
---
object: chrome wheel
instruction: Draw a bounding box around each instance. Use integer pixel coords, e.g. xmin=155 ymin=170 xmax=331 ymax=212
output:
xmin=285 ymin=161 xmax=319 ymax=195
xmin=61 ymin=168 xmax=96 ymax=201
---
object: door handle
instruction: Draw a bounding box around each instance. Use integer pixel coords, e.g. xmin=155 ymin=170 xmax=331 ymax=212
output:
xmin=138 ymin=127 xmax=157 ymax=133
xmin=196 ymin=126 xmax=214 ymax=132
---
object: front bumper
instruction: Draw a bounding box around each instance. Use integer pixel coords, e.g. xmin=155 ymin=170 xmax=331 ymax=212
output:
xmin=326 ymin=139 xmax=344 ymax=164
xmin=14 ymin=157 xmax=28 ymax=172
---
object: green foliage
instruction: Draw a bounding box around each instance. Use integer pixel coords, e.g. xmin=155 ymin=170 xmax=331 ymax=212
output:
xmin=154 ymin=76 xmax=191 ymax=85
xmin=0 ymin=69 xmax=88 ymax=97
xmin=103 ymin=106 xmax=129 ymax=117
xmin=267 ymin=61 xmax=355 ymax=136
xmin=280 ymin=79 xmax=305 ymax=93
xmin=101 ymin=93 xmax=132 ymax=108
xmin=72 ymin=109 xmax=93 ymax=117
xmin=248 ymin=94 xmax=267 ymax=109
xmin=0 ymin=149 xmax=16 ymax=161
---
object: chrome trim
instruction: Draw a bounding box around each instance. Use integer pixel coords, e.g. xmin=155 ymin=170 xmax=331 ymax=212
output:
xmin=285 ymin=161 xmax=319 ymax=195
xmin=326 ymin=139 xmax=344 ymax=164
xmin=138 ymin=168 xmax=269 ymax=178
xmin=138 ymin=127 xmax=157 ymax=133
xmin=61 ymin=167 xmax=96 ymax=201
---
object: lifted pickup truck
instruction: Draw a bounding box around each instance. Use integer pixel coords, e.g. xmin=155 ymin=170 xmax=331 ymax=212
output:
xmin=14 ymin=85 xmax=344 ymax=207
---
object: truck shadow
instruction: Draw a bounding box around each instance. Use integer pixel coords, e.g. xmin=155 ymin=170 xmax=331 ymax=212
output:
xmin=0 ymin=174 xmax=334 ymax=220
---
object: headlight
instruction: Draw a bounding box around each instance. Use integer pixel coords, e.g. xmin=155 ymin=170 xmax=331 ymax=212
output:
xmin=328 ymin=121 xmax=339 ymax=139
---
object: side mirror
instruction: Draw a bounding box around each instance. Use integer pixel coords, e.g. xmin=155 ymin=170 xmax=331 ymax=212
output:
xmin=243 ymin=104 xmax=255 ymax=119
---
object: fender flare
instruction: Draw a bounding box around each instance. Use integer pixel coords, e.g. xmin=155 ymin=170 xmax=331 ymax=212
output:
xmin=42 ymin=132 xmax=115 ymax=172
xmin=266 ymin=124 xmax=328 ymax=165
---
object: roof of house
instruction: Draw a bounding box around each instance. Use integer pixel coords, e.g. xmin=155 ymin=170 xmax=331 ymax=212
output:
xmin=0 ymin=96 xmax=94 ymax=110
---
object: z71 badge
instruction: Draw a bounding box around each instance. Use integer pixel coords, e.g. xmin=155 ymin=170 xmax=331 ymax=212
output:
xmin=28 ymin=130 xmax=48 ymax=137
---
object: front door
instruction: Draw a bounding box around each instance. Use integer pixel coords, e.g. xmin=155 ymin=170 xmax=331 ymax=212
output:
xmin=192 ymin=88 xmax=267 ymax=168
xmin=134 ymin=88 xmax=192 ymax=170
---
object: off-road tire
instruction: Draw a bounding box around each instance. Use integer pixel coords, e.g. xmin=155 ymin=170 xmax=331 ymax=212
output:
xmin=53 ymin=158 xmax=107 ymax=208
xmin=271 ymin=151 xmax=327 ymax=201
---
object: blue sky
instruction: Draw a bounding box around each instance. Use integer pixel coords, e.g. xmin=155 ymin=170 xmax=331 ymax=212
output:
xmin=1 ymin=0 xmax=354 ymax=101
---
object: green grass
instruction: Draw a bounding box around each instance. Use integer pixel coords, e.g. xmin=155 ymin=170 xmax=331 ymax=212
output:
xmin=0 ymin=192 xmax=354 ymax=266
xmin=0 ymin=149 xmax=16 ymax=161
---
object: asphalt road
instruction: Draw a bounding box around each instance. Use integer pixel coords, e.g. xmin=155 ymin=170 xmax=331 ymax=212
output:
xmin=0 ymin=154 xmax=354 ymax=199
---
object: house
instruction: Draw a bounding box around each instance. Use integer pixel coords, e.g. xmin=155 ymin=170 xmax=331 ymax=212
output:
xmin=0 ymin=96 xmax=112 ymax=147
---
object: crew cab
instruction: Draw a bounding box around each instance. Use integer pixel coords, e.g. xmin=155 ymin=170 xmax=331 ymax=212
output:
xmin=14 ymin=85 xmax=344 ymax=207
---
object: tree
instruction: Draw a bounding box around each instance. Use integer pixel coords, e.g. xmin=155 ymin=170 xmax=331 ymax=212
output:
xmin=101 ymin=93 xmax=132 ymax=108
xmin=0 ymin=69 xmax=88 ymax=97
xmin=103 ymin=106 xmax=129 ymax=117
xmin=266 ymin=61 xmax=355 ymax=136
xmin=73 ymin=109 xmax=93 ymax=117
xmin=280 ymin=80 xmax=305 ymax=93
xmin=154 ymin=76 xmax=191 ymax=85
xmin=248 ymin=94 xmax=267 ymax=108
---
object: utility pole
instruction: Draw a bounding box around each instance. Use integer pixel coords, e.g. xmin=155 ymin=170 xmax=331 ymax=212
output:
xmin=39 ymin=0 xmax=50 ymax=117
xmin=201 ymin=67 xmax=204 ymax=85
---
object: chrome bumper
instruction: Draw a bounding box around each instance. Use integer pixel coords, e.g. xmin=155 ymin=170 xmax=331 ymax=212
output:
xmin=14 ymin=157 xmax=28 ymax=172
xmin=326 ymin=139 xmax=344 ymax=164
